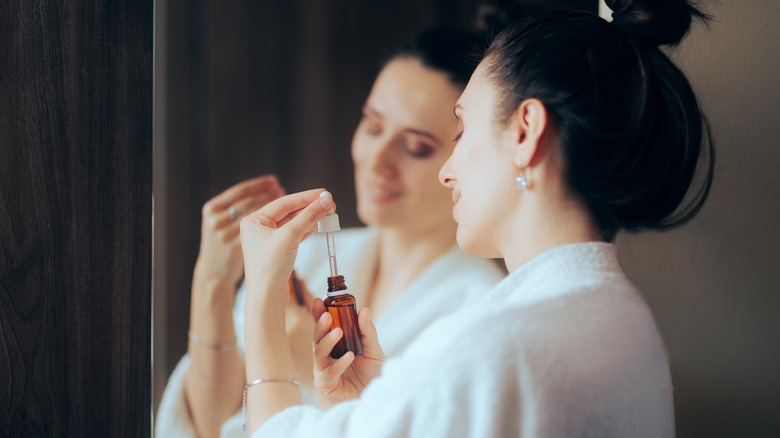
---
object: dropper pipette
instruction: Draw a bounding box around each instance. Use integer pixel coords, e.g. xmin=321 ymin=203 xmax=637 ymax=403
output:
xmin=317 ymin=191 xmax=342 ymax=278
xmin=325 ymin=229 xmax=339 ymax=277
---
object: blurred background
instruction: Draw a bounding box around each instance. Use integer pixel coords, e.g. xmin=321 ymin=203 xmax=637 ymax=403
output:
xmin=152 ymin=0 xmax=780 ymax=436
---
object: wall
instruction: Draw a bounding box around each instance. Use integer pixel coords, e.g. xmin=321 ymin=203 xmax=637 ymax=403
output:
xmin=606 ymin=1 xmax=780 ymax=436
xmin=0 ymin=1 xmax=153 ymax=435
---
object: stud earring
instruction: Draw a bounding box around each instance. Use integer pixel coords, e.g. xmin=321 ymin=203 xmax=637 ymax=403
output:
xmin=515 ymin=169 xmax=528 ymax=190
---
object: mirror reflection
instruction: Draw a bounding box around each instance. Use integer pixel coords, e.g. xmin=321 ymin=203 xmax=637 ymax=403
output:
xmin=153 ymin=0 xmax=489 ymax=414
xmin=154 ymin=0 xmax=598 ymax=434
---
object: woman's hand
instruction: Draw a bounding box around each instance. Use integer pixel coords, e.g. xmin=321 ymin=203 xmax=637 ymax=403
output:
xmin=194 ymin=175 xmax=284 ymax=287
xmin=312 ymin=300 xmax=385 ymax=403
xmin=240 ymin=189 xmax=336 ymax=429
xmin=239 ymin=189 xmax=335 ymax=307
xmin=185 ymin=176 xmax=282 ymax=438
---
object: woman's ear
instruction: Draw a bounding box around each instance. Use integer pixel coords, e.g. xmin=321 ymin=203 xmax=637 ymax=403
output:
xmin=510 ymin=99 xmax=548 ymax=168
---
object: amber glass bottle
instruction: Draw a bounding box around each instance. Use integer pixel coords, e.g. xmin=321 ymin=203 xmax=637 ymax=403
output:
xmin=323 ymin=275 xmax=363 ymax=359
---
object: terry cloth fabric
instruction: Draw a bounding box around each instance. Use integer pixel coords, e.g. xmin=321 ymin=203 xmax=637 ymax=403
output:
xmin=253 ymin=242 xmax=674 ymax=438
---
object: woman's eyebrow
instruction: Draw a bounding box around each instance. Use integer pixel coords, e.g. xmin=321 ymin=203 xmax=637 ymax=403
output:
xmin=363 ymin=105 xmax=383 ymax=119
xmin=365 ymin=104 xmax=440 ymax=144
xmin=405 ymin=128 xmax=441 ymax=145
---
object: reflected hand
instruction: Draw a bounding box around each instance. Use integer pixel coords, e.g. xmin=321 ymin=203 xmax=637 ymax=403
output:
xmin=312 ymin=300 xmax=385 ymax=403
xmin=194 ymin=175 xmax=284 ymax=287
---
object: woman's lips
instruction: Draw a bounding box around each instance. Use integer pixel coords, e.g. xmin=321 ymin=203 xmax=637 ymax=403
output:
xmin=451 ymin=189 xmax=461 ymax=205
xmin=363 ymin=185 xmax=402 ymax=203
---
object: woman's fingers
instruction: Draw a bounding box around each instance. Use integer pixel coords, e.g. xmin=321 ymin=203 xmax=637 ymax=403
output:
xmin=207 ymin=174 xmax=281 ymax=211
xmin=312 ymin=312 xmax=343 ymax=371
xmin=280 ymin=191 xmax=335 ymax=238
xmin=357 ymin=308 xmax=379 ymax=348
xmin=217 ymin=188 xmax=286 ymax=224
xmin=311 ymin=298 xmax=326 ymax=322
xmin=258 ymin=189 xmax=326 ymax=222
xmin=311 ymin=310 xmax=358 ymax=400
xmin=313 ymin=313 xmax=334 ymax=351
xmin=247 ymin=189 xmax=335 ymax=241
xmin=315 ymin=352 xmax=355 ymax=393
xmin=356 ymin=307 xmax=385 ymax=360
xmin=231 ymin=186 xmax=286 ymax=214
xmin=203 ymin=177 xmax=283 ymax=241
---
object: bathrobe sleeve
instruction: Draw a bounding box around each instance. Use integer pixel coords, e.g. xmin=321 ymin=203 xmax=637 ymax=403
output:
xmin=253 ymin=281 xmax=674 ymax=438
xmin=251 ymin=306 xmax=528 ymax=438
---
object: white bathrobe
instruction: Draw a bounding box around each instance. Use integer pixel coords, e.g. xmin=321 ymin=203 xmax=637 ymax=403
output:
xmin=253 ymin=242 xmax=675 ymax=438
xmin=155 ymin=228 xmax=506 ymax=437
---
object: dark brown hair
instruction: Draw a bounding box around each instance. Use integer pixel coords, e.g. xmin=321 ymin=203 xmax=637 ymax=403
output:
xmin=485 ymin=0 xmax=714 ymax=241
xmin=390 ymin=26 xmax=487 ymax=89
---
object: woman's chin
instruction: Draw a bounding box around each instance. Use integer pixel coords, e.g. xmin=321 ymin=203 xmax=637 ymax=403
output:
xmin=456 ymin=227 xmax=496 ymax=259
xmin=357 ymin=204 xmax=403 ymax=228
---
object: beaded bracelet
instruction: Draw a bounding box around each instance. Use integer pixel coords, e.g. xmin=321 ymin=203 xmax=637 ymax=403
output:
xmin=187 ymin=331 xmax=237 ymax=351
xmin=242 ymin=378 xmax=301 ymax=431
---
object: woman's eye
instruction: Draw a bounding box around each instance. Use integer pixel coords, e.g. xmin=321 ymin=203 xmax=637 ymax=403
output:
xmin=363 ymin=117 xmax=381 ymax=136
xmin=452 ymin=131 xmax=463 ymax=142
xmin=404 ymin=142 xmax=434 ymax=158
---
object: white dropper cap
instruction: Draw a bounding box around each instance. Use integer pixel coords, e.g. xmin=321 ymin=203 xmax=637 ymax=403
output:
xmin=317 ymin=191 xmax=340 ymax=233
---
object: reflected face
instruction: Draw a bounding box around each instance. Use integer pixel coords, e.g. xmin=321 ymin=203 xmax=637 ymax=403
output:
xmin=352 ymin=57 xmax=463 ymax=232
xmin=439 ymin=65 xmax=517 ymax=257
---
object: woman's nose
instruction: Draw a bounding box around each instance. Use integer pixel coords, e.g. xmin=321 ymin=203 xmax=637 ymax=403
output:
xmin=439 ymin=156 xmax=455 ymax=188
xmin=366 ymin=135 xmax=399 ymax=179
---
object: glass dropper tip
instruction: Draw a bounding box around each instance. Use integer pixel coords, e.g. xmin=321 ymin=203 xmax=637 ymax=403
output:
xmin=326 ymin=231 xmax=338 ymax=277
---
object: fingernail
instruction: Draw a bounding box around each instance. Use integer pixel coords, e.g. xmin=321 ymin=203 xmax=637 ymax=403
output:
xmin=319 ymin=191 xmax=334 ymax=209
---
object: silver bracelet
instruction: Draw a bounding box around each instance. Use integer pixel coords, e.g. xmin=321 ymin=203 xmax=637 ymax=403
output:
xmin=242 ymin=378 xmax=301 ymax=431
xmin=187 ymin=331 xmax=237 ymax=351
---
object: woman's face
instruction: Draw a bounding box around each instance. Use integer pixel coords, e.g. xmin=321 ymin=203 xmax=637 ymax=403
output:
xmin=352 ymin=57 xmax=463 ymax=233
xmin=439 ymin=65 xmax=518 ymax=258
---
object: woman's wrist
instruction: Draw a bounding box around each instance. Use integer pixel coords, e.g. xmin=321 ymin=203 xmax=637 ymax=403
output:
xmin=193 ymin=257 xmax=241 ymax=288
xmin=189 ymin=274 xmax=239 ymax=348
xmin=243 ymin=280 xmax=293 ymax=360
xmin=192 ymin=271 xmax=237 ymax=307
xmin=243 ymin=274 xmax=289 ymax=312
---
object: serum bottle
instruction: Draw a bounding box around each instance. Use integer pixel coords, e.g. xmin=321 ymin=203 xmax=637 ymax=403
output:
xmin=317 ymin=202 xmax=363 ymax=359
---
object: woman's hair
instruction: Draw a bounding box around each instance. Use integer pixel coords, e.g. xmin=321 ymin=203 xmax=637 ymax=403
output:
xmin=389 ymin=26 xmax=488 ymax=88
xmin=484 ymin=0 xmax=715 ymax=241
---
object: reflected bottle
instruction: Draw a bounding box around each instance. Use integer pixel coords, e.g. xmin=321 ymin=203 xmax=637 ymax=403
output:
xmin=324 ymin=274 xmax=362 ymax=359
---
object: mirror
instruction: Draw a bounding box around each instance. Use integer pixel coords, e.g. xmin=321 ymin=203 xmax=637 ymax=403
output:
xmin=152 ymin=0 xmax=495 ymax=416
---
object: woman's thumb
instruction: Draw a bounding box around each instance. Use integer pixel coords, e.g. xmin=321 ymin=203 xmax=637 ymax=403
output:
xmin=357 ymin=307 xmax=384 ymax=359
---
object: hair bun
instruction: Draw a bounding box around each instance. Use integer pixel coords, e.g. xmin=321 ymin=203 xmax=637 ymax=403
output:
xmin=606 ymin=0 xmax=709 ymax=47
xmin=475 ymin=0 xmax=547 ymax=35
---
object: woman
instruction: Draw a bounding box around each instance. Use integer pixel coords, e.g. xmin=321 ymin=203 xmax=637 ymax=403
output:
xmin=156 ymin=27 xmax=505 ymax=437
xmin=239 ymin=0 xmax=714 ymax=436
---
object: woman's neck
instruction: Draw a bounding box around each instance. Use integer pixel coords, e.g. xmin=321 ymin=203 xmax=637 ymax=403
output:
xmin=365 ymin=222 xmax=457 ymax=316
xmin=501 ymin=195 xmax=602 ymax=273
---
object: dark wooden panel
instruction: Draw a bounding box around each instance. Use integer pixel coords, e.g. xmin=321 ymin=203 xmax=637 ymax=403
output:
xmin=0 ymin=1 xmax=152 ymax=436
